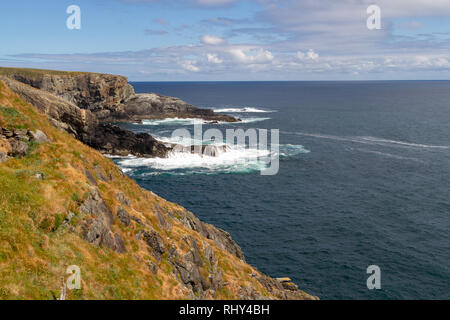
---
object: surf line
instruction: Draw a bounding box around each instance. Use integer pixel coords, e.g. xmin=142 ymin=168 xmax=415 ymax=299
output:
xmin=170 ymin=121 xmax=280 ymax=175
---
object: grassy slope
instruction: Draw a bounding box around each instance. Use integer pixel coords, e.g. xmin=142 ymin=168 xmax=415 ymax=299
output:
xmin=0 ymin=80 xmax=311 ymax=300
xmin=0 ymin=67 xmax=104 ymax=78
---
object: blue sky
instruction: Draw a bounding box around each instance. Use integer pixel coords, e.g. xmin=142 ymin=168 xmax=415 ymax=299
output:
xmin=1 ymin=0 xmax=450 ymax=80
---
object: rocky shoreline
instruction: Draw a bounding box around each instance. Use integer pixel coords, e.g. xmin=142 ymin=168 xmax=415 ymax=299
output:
xmin=0 ymin=68 xmax=240 ymax=159
xmin=0 ymin=72 xmax=317 ymax=299
xmin=122 ymin=93 xmax=239 ymax=124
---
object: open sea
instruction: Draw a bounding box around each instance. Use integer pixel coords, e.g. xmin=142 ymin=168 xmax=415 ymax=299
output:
xmin=115 ymin=81 xmax=450 ymax=299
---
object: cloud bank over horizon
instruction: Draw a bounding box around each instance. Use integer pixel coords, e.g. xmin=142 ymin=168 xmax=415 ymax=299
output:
xmin=2 ymin=0 xmax=450 ymax=80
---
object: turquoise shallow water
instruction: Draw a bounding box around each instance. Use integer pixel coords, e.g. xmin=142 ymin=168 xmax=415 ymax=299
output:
xmin=116 ymin=81 xmax=450 ymax=299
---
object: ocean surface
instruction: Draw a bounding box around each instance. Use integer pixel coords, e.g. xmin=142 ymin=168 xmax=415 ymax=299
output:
xmin=115 ymin=81 xmax=450 ymax=299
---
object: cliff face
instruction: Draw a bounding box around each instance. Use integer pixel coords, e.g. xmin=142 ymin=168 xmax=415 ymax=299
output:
xmin=1 ymin=69 xmax=134 ymax=121
xmin=0 ymin=80 xmax=316 ymax=300
xmin=0 ymin=76 xmax=98 ymax=142
xmin=0 ymin=76 xmax=170 ymax=158
xmin=0 ymin=68 xmax=238 ymax=123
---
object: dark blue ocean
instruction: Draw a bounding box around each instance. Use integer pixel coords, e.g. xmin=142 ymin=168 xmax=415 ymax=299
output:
xmin=116 ymin=81 xmax=450 ymax=299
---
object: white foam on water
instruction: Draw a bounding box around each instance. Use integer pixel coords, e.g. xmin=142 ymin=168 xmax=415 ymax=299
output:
xmin=140 ymin=117 xmax=271 ymax=126
xmin=114 ymin=143 xmax=308 ymax=176
xmin=283 ymin=131 xmax=450 ymax=150
xmin=141 ymin=118 xmax=211 ymax=126
xmin=104 ymin=154 xmax=135 ymax=159
xmin=117 ymin=146 xmax=269 ymax=171
xmin=277 ymin=144 xmax=311 ymax=158
xmin=154 ymin=135 xmax=207 ymax=147
xmin=214 ymin=107 xmax=274 ymax=113
xmin=357 ymin=136 xmax=450 ymax=150
xmin=238 ymin=117 xmax=271 ymax=124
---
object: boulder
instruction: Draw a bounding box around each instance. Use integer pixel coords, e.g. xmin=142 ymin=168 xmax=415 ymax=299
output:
xmin=148 ymin=262 xmax=158 ymax=275
xmin=172 ymin=251 xmax=210 ymax=294
xmin=82 ymin=217 xmax=126 ymax=253
xmin=80 ymin=188 xmax=113 ymax=227
xmin=9 ymin=139 xmax=28 ymax=157
xmin=116 ymin=192 xmax=131 ymax=206
xmin=142 ymin=230 xmax=166 ymax=260
xmin=0 ymin=138 xmax=11 ymax=162
xmin=154 ymin=204 xmax=170 ymax=230
xmin=12 ymin=129 xmax=29 ymax=142
xmin=116 ymin=206 xmax=131 ymax=226
xmin=28 ymin=130 xmax=50 ymax=143
xmin=1 ymin=128 xmax=13 ymax=138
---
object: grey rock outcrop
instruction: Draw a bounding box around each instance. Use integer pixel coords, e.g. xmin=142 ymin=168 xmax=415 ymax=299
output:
xmin=166 ymin=208 xmax=245 ymax=261
xmin=117 ymin=206 xmax=131 ymax=227
xmin=142 ymin=230 xmax=166 ymax=260
xmin=9 ymin=140 xmax=28 ymax=157
xmin=124 ymin=93 xmax=239 ymax=123
xmin=0 ymin=76 xmax=98 ymax=142
xmin=3 ymin=70 xmax=134 ymax=121
xmin=80 ymin=188 xmax=126 ymax=253
xmin=0 ymin=78 xmax=170 ymax=158
xmin=116 ymin=192 xmax=131 ymax=206
xmin=0 ymin=67 xmax=239 ymax=123
xmin=0 ymin=127 xmax=51 ymax=159
xmin=90 ymin=123 xmax=169 ymax=158
xmin=29 ymin=130 xmax=50 ymax=143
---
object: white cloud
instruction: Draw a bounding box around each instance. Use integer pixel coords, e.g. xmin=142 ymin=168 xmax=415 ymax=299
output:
xmin=307 ymin=50 xmax=319 ymax=60
xmin=228 ymin=48 xmax=274 ymax=64
xmin=10 ymin=0 xmax=450 ymax=79
xmin=296 ymin=49 xmax=319 ymax=61
xmin=180 ymin=60 xmax=200 ymax=72
xmin=207 ymin=53 xmax=223 ymax=64
xmin=201 ymin=35 xmax=226 ymax=45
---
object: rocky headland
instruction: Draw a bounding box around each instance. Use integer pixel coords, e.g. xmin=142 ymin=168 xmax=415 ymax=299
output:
xmin=0 ymin=68 xmax=317 ymax=300
xmin=0 ymin=68 xmax=240 ymax=158
xmin=0 ymin=67 xmax=239 ymax=123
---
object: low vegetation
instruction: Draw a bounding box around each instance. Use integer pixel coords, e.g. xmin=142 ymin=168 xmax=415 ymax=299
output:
xmin=0 ymin=80 xmax=315 ymax=300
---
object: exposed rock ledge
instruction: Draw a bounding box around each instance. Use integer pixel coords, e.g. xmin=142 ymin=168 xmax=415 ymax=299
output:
xmin=0 ymin=67 xmax=239 ymax=123
xmin=123 ymin=93 xmax=239 ymax=123
xmin=0 ymin=76 xmax=170 ymax=158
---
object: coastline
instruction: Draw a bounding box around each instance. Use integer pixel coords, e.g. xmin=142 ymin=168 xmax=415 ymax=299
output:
xmin=0 ymin=67 xmax=317 ymax=300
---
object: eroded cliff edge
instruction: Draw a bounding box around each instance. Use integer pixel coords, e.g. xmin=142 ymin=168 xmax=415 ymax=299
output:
xmin=0 ymin=71 xmax=317 ymax=300
xmin=0 ymin=76 xmax=170 ymax=158
xmin=0 ymin=67 xmax=239 ymax=123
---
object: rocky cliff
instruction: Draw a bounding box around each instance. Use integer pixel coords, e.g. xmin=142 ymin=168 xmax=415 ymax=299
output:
xmin=0 ymin=79 xmax=316 ymax=300
xmin=0 ymin=76 xmax=170 ymax=158
xmin=0 ymin=67 xmax=239 ymax=123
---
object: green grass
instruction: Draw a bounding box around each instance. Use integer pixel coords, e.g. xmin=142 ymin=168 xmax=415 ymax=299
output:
xmin=0 ymin=105 xmax=29 ymax=128
xmin=0 ymin=67 xmax=116 ymax=78
xmin=0 ymin=67 xmax=90 ymax=77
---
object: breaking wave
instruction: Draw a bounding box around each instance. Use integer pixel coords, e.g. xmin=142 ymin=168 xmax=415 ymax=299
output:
xmin=114 ymin=143 xmax=308 ymax=176
xmin=214 ymin=107 xmax=274 ymax=113
xmin=140 ymin=117 xmax=271 ymax=126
